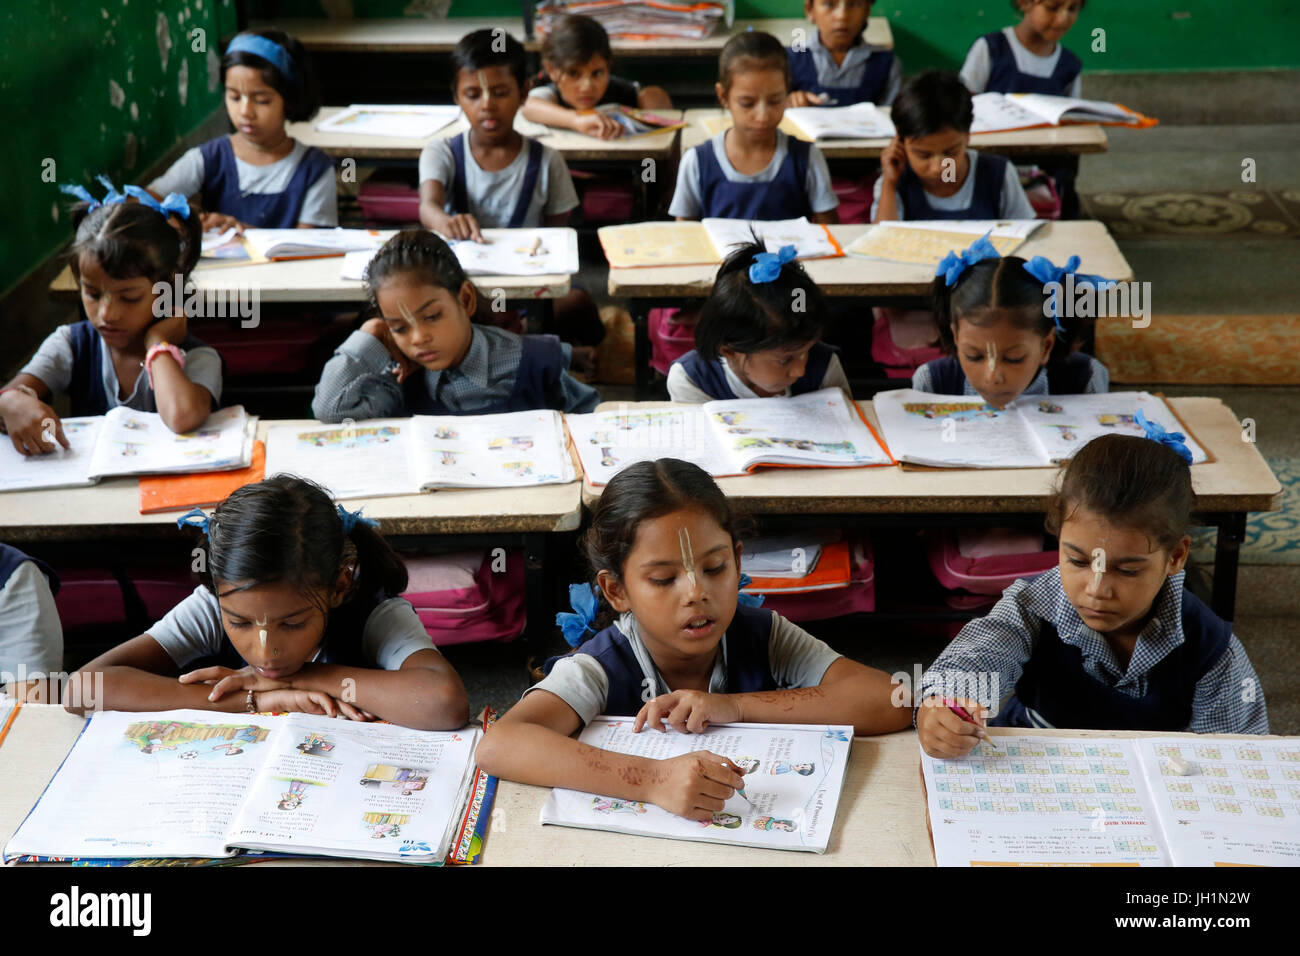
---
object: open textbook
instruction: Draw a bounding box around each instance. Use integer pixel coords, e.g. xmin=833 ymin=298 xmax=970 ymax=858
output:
xmin=922 ymin=734 xmax=1300 ymax=866
xmin=972 ymin=92 xmax=1158 ymax=133
xmin=599 ymin=216 xmax=843 ymax=269
xmin=589 ymin=104 xmax=687 ymax=138
xmin=847 ymin=219 xmax=1045 ymax=265
xmin=264 ymin=410 xmax=576 ymax=500
xmin=0 ymin=406 xmax=257 ymax=493
xmin=4 ymin=709 xmax=482 ymax=865
xmin=567 ymin=389 xmax=893 ymax=485
xmin=871 ymin=390 xmax=1208 ymax=469
xmin=241 ymin=228 xmax=392 ymax=261
xmin=541 ymin=718 xmax=853 ymax=852
xmin=342 ymin=228 xmax=580 ymax=280
xmin=314 ymin=104 xmax=461 ymax=139
xmin=783 ymin=102 xmax=897 ymax=140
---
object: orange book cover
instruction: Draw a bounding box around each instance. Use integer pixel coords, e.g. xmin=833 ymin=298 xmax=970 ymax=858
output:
xmin=138 ymin=441 xmax=266 ymax=514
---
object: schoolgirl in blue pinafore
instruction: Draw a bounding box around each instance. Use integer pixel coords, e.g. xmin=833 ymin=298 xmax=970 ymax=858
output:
xmin=694 ymin=135 xmax=813 ymax=220
xmin=0 ymin=545 xmax=58 ymax=602
xmin=447 ymin=135 xmax=544 ymax=229
xmin=672 ymin=342 xmax=837 ymax=401
xmin=896 ymin=151 xmax=1013 ymax=220
xmin=788 ymin=45 xmax=896 ymax=106
xmin=64 ymin=319 xmax=214 ymax=417
xmin=920 ymin=351 xmax=1097 ymax=397
xmin=198 ymin=137 xmax=333 ymax=229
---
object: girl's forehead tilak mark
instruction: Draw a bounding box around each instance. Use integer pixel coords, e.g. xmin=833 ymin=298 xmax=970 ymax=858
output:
xmin=678 ymin=526 xmax=697 ymax=588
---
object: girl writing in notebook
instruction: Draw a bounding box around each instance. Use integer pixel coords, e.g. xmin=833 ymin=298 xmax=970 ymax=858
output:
xmin=917 ymin=431 xmax=1268 ymax=759
xmin=667 ymin=240 xmax=851 ymax=403
xmin=148 ymin=29 xmax=335 ymax=229
xmin=311 ymin=229 xmax=598 ymax=420
xmin=669 ymin=31 xmax=840 ymax=223
xmin=1 ymin=182 xmax=221 ymax=454
xmin=66 ymin=476 xmax=469 ymax=731
xmin=913 ymin=235 xmax=1108 ymax=404
xmin=476 ymin=459 xmax=909 ymax=821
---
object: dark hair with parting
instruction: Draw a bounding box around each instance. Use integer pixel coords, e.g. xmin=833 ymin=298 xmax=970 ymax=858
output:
xmin=542 ymin=14 xmax=613 ymax=69
xmin=221 ymin=29 xmax=320 ymax=123
xmin=69 ymin=199 xmax=202 ymax=284
xmin=1045 ymin=434 xmax=1194 ymax=553
xmin=930 ymin=255 xmax=1090 ymax=364
xmin=891 ymin=69 xmax=973 ymax=139
xmin=191 ymin=474 xmax=408 ymax=613
xmin=450 ymin=28 xmax=528 ymax=94
xmin=581 ymin=459 xmax=754 ymax=628
xmin=362 ymin=229 xmax=472 ymax=314
xmin=695 ymin=238 xmax=829 ymax=361
xmin=718 ymin=30 xmax=791 ymax=94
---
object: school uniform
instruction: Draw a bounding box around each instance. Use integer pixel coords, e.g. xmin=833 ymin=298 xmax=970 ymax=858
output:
xmin=912 ymin=353 xmax=1109 ymax=397
xmin=787 ymin=29 xmax=901 ymax=106
xmin=148 ymin=585 xmax=438 ymax=672
xmin=418 ymin=132 xmax=579 ymax=228
xmin=919 ymin=569 xmax=1269 ymax=734
xmin=0 ymin=544 xmax=62 ymax=676
xmin=528 ymin=75 xmax=640 ymax=109
xmin=311 ymin=323 xmax=599 ymax=423
xmin=669 ymin=130 xmax=838 ymax=220
xmin=870 ymin=149 xmax=1036 ymax=222
xmin=532 ymin=605 xmax=842 ymax=724
xmin=19 ymin=320 xmax=223 ymax=417
xmin=667 ymin=344 xmax=850 ymax=403
xmin=148 ymin=137 xmax=337 ymax=228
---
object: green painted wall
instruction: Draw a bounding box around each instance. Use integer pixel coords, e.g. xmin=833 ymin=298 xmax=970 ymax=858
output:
xmin=2 ymin=0 xmax=239 ymax=298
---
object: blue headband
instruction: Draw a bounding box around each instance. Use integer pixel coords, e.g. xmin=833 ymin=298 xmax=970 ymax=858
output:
xmin=1134 ymin=409 xmax=1193 ymax=465
xmin=337 ymin=505 xmax=380 ymax=534
xmin=124 ymin=184 xmax=191 ymax=220
xmin=1022 ymin=254 xmax=1118 ymax=333
xmin=749 ymin=245 xmax=798 ymax=284
xmin=177 ymin=507 xmax=211 ymax=535
xmin=935 ymin=232 xmax=1001 ymax=287
xmin=227 ymin=34 xmax=296 ymax=79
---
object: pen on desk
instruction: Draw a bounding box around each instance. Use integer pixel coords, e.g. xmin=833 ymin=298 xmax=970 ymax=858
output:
xmin=723 ymin=759 xmax=751 ymax=803
xmin=528 ymin=236 xmax=543 ymax=256
xmin=945 ymin=698 xmax=998 ymax=750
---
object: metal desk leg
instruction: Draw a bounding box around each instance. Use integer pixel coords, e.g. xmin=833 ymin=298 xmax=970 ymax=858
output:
xmin=632 ymin=299 xmax=652 ymax=400
xmin=1210 ymin=512 xmax=1247 ymax=621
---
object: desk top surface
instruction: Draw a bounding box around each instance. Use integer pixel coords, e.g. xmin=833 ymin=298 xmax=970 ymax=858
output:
xmin=0 ymin=420 xmax=583 ymax=541
xmin=607 ymin=220 xmax=1134 ymax=298
xmin=2 ymin=704 xmax=1289 ymax=868
xmin=579 ymin=397 xmax=1281 ymax=515
xmin=680 ymin=108 xmax=1110 ymax=158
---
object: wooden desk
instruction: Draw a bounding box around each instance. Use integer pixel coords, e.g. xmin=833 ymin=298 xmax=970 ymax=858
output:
xmin=579 ymin=397 xmax=1280 ymax=621
xmin=5 ymin=707 xmax=1289 ymax=868
xmin=680 ymin=108 xmax=1110 ymax=160
xmin=289 ymin=107 xmax=684 ymax=164
xmin=260 ymin=16 xmax=893 ymax=55
xmin=49 ymin=253 xmax=572 ymax=305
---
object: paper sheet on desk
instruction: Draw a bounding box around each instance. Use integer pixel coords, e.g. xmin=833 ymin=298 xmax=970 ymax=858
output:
xmin=846 ymin=219 xmax=1044 ymax=265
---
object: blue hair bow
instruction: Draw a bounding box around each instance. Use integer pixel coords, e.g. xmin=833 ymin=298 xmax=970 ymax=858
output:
xmin=556 ymin=582 xmax=599 ymax=647
xmin=1022 ymin=254 xmax=1118 ymax=333
xmin=59 ymin=176 xmax=127 ymax=212
xmin=95 ymin=174 xmax=126 ymax=205
xmin=737 ymin=573 xmax=765 ymax=608
xmin=227 ymin=33 xmax=296 ymax=79
xmin=749 ymin=245 xmax=798 ymax=284
xmin=124 ymin=185 xmax=192 ymax=220
xmin=337 ymin=505 xmax=380 ymax=534
xmin=177 ymin=507 xmax=211 ymax=535
xmin=935 ymin=232 xmax=1001 ymax=287
xmin=1134 ymin=409 xmax=1193 ymax=465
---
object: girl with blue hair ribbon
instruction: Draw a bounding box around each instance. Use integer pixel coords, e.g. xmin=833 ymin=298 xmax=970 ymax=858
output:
xmin=1 ymin=179 xmax=222 ymax=454
xmin=65 ymin=475 xmax=469 ymax=731
xmin=147 ymin=29 xmax=335 ymax=230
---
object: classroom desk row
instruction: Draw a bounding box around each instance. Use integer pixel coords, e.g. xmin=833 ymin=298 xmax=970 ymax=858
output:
xmin=253 ymin=17 xmax=895 ymax=56
xmin=3 ymin=704 xmax=1293 ymax=867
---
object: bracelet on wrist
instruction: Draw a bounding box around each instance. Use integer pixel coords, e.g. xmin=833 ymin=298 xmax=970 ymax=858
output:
xmin=144 ymin=342 xmax=186 ymax=389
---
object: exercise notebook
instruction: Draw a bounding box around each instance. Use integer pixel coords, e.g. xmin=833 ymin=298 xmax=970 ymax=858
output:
xmin=566 ymin=389 xmax=894 ymax=486
xmin=540 ymin=718 xmax=853 ymax=853
xmin=783 ymin=102 xmax=897 ymax=140
xmin=599 ymin=216 xmax=843 ymax=269
xmin=0 ymin=406 xmax=257 ymax=493
xmin=314 ymin=104 xmax=461 ymax=139
xmin=972 ymin=92 xmax=1158 ymax=133
xmin=871 ymin=390 xmax=1208 ymax=469
xmin=240 ymin=227 xmax=392 ymax=261
xmin=263 ymin=410 xmax=577 ymax=500
xmin=342 ymin=228 xmax=579 ymax=280
xmin=4 ymin=709 xmax=482 ymax=865
xmin=846 ymin=219 xmax=1045 ymax=265
xmin=922 ymin=734 xmax=1300 ymax=867
xmin=138 ymin=440 xmax=267 ymax=513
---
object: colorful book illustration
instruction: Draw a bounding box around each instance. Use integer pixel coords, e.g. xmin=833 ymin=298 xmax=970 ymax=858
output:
xmin=313 ymin=104 xmax=461 ymax=140
xmin=782 ymin=102 xmax=897 ymax=140
xmin=0 ymin=406 xmax=257 ymax=493
xmin=599 ymin=216 xmax=843 ymax=269
xmin=263 ymin=409 xmax=576 ymax=500
xmin=541 ymin=718 xmax=854 ymax=853
xmin=846 ymin=219 xmax=1045 ymax=266
xmin=580 ymin=103 xmax=687 ymax=138
xmin=567 ymin=389 xmax=894 ymax=486
xmin=4 ymin=709 xmax=483 ymax=865
xmin=871 ymin=390 xmax=1209 ymax=469
xmin=341 ymin=228 xmax=580 ymax=280
xmin=923 ymin=734 xmax=1300 ymax=867
xmin=972 ymin=92 xmax=1158 ymax=134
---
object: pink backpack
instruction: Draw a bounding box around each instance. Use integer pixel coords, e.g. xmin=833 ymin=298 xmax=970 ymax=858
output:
xmin=1018 ymin=165 xmax=1063 ymax=221
xmin=54 ymin=566 xmax=195 ymax=634
xmin=831 ymin=171 xmax=878 ymax=224
xmin=401 ymin=549 xmax=526 ymax=646
xmin=870 ymin=308 xmax=944 ymax=379
xmin=648 ymin=307 xmax=696 ymax=376
xmin=752 ymin=537 xmax=876 ymax=622
xmin=926 ymin=528 xmax=1057 ymax=597
xmin=358 ymin=179 xmax=421 ymax=223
